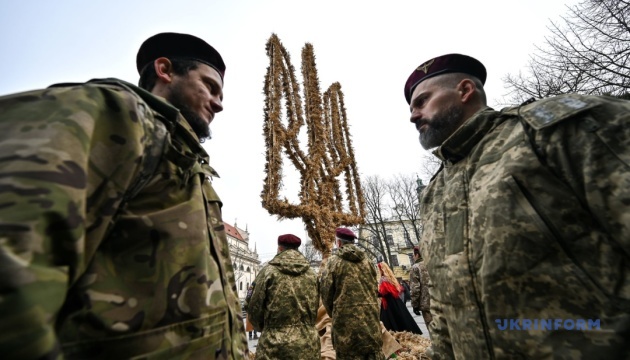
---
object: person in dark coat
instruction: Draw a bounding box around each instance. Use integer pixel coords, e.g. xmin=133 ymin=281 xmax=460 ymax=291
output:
xmin=401 ymin=280 xmax=411 ymax=304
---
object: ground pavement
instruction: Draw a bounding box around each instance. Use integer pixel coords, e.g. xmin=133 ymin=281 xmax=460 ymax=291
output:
xmin=246 ymin=301 xmax=429 ymax=353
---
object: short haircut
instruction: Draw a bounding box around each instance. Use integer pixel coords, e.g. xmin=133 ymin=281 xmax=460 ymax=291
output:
xmin=337 ymin=237 xmax=354 ymax=245
xmin=280 ymin=243 xmax=300 ymax=251
xmin=138 ymin=58 xmax=200 ymax=91
xmin=432 ymin=72 xmax=487 ymax=104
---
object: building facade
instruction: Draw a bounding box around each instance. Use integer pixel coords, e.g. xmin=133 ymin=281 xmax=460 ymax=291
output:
xmin=358 ymin=219 xmax=420 ymax=280
xmin=224 ymin=222 xmax=262 ymax=300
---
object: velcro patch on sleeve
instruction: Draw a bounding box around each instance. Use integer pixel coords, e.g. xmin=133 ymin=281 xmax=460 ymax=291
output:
xmin=519 ymin=95 xmax=602 ymax=130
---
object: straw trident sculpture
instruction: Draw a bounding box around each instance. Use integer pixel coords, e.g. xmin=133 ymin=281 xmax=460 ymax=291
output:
xmin=261 ymin=34 xmax=366 ymax=258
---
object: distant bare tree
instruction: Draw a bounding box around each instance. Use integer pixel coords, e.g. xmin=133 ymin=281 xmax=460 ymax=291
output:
xmin=301 ymin=239 xmax=322 ymax=265
xmin=419 ymin=153 xmax=442 ymax=183
xmin=361 ymin=175 xmax=395 ymax=265
xmin=502 ymin=0 xmax=630 ymax=105
xmin=360 ymin=172 xmax=432 ymax=265
xmin=388 ymin=174 xmax=423 ymax=247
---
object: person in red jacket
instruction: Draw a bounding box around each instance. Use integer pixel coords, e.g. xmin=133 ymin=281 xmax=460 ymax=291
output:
xmin=377 ymin=262 xmax=422 ymax=334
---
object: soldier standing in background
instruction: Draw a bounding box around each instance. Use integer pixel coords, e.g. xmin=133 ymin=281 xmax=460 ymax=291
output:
xmin=247 ymin=234 xmax=320 ymax=360
xmin=405 ymin=53 xmax=630 ymax=359
xmin=410 ymin=246 xmax=432 ymax=327
xmin=0 ymin=32 xmax=247 ymax=359
xmin=320 ymin=228 xmax=384 ymax=360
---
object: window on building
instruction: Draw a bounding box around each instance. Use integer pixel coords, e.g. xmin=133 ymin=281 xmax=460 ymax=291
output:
xmin=371 ymin=235 xmax=379 ymax=247
xmin=386 ymin=230 xmax=394 ymax=245
xmin=239 ymin=264 xmax=244 ymax=271
xmin=391 ymin=256 xmax=399 ymax=267
xmin=247 ymin=266 xmax=250 ymax=272
xmin=240 ymin=282 xmax=243 ymax=290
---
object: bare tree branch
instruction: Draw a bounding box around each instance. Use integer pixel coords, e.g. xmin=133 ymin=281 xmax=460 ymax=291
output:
xmin=502 ymin=0 xmax=630 ymax=105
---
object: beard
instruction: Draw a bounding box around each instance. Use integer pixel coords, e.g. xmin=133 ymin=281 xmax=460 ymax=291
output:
xmin=419 ymin=104 xmax=464 ymax=150
xmin=166 ymin=84 xmax=211 ymax=142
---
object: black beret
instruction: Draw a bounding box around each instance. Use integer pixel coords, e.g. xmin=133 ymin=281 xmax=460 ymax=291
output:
xmin=278 ymin=234 xmax=301 ymax=247
xmin=335 ymin=227 xmax=357 ymax=241
xmin=136 ymin=32 xmax=225 ymax=80
xmin=404 ymin=53 xmax=486 ymax=104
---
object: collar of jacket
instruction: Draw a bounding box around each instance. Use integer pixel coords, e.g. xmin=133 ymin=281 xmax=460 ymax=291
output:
xmin=432 ymin=106 xmax=501 ymax=164
xmin=86 ymin=78 xmax=181 ymax=123
xmin=86 ymin=78 xmax=215 ymax=175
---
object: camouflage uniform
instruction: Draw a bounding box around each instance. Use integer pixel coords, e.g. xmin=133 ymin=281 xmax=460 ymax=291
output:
xmin=420 ymin=95 xmax=630 ymax=359
xmin=0 ymin=79 xmax=247 ymax=359
xmin=320 ymin=244 xmax=384 ymax=360
xmin=247 ymin=249 xmax=320 ymax=360
xmin=409 ymin=258 xmax=431 ymax=324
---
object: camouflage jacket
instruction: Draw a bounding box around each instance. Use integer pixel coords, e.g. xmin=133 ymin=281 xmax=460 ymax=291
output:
xmin=320 ymin=244 xmax=383 ymax=357
xmin=409 ymin=258 xmax=430 ymax=312
xmin=421 ymin=95 xmax=630 ymax=359
xmin=247 ymin=249 xmax=320 ymax=360
xmin=0 ymin=79 xmax=247 ymax=359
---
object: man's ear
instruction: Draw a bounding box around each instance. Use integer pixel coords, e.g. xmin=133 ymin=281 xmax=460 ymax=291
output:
xmin=154 ymin=57 xmax=174 ymax=84
xmin=458 ymin=79 xmax=476 ymax=103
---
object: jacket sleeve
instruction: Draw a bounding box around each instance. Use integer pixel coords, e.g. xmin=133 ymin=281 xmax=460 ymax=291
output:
xmin=426 ymin=298 xmax=456 ymax=360
xmin=0 ymin=84 xmax=158 ymax=359
xmin=320 ymin=258 xmax=336 ymax=316
xmin=419 ymin=262 xmax=431 ymax=311
xmin=247 ymin=268 xmax=268 ymax=331
xmin=522 ymin=96 xmax=630 ymax=249
xmin=409 ymin=264 xmax=421 ymax=309
xmin=521 ymin=97 xmax=630 ymax=315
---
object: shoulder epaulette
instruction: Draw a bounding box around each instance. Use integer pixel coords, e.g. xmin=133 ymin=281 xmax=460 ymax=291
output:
xmin=515 ymin=95 xmax=603 ymax=130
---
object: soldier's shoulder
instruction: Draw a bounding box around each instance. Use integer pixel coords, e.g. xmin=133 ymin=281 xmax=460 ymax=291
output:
xmin=325 ymin=255 xmax=339 ymax=267
xmin=504 ymin=94 xmax=616 ymax=131
xmin=1 ymin=79 xmax=131 ymax=105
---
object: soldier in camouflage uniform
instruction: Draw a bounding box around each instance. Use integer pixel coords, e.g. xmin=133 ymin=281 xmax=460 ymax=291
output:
xmin=404 ymin=53 xmax=630 ymax=359
xmin=410 ymin=246 xmax=432 ymax=326
xmin=320 ymin=228 xmax=384 ymax=360
xmin=247 ymin=234 xmax=320 ymax=360
xmin=0 ymin=32 xmax=248 ymax=359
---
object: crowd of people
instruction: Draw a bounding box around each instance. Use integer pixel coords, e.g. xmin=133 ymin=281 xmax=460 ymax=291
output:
xmin=1 ymin=30 xmax=628 ymax=360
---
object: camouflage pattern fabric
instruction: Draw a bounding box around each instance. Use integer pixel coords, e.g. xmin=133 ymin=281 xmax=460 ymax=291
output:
xmin=315 ymin=300 xmax=402 ymax=360
xmin=247 ymin=249 xmax=320 ymax=360
xmin=409 ymin=259 xmax=431 ymax=313
xmin=420 ymin=95 xmax=630 ymax=359
xmin=0 ymin=79 xmax=247 ymax=359
xmin=320 ymin=244 xmax=384 ymax=360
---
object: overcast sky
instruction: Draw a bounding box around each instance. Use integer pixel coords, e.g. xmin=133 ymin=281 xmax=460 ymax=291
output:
xmin=0 ymin=0 xmax=577 ymax=262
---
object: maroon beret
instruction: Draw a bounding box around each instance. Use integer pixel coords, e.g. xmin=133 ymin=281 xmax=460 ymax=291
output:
xmin=335 ymin=227 xmax=357 ymax=240
xmin=136 ymin=32 xmax=225 ymax=80
xmin=404 ymin=53 xmax=486 ymax=104
xmin=413 ymin=246 xmax=420 ymax=254
xmin=278 ymin=234 xmax=301 ymax=247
